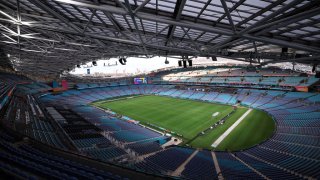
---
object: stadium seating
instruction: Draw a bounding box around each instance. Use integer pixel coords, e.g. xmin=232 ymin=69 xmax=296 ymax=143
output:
xmin=215 ymin=152 xmax=262 ymax=179
xmin=0 ymin=129 xmax=127 ymax=179
xmin=181 ymin=150 xmax=218 ymax=179
xmin=39 ymin=82 xmax=319 ymax=178
xmin=160 ymin=67 xmax=318 ymax=90
xmin=136 ymin=146 xmax=194 ymax=173
xmin=0 ymin=68 xmax=319 ymax=179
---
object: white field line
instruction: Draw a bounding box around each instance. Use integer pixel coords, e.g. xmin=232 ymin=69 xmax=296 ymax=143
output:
xmin=211 ymin=108 xmax=252 ymax=148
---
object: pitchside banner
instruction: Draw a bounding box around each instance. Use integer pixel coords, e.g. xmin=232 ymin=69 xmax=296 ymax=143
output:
xmin=61 ymin=80 xmax=68 ymax=90
xmin=295 ymin=86 xmax=308 ymax=92
xmin=52 ymin=81 xmax=59 ymax=88
xmin=134 ymin=77 xmax=147 ymax=84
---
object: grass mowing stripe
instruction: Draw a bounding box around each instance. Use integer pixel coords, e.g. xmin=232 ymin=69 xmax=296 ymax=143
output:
xmin=92 ymin=95 xmax=275 ymax=151
xmin=188 ymin=108 xmax=248 ymax=149
xmin=216 ymin=109 xmax=275 ymax=151
xmin=94 ymin=95 xmax=233 ymax=141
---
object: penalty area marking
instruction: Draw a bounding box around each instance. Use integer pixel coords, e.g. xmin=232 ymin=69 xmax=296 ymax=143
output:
xmin=211 ymin=108 xmax=252 ymax=148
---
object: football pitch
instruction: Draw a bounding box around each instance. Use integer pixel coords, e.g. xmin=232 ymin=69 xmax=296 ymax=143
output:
xmin=91 ymin=95 xmax=275 ymax=151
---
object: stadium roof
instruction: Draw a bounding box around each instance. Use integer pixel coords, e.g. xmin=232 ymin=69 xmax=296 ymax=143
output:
xmin=0 ymin=0 xmax=319 ymax=75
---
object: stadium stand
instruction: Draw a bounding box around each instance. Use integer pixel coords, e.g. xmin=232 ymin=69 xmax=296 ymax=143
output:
xmin=1 ymin=0 xmax=320 ymax=178
xmin=0 ymin=67 xmax=319 ymax=179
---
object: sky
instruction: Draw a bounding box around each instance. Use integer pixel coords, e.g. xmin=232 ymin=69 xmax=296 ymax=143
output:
xmin=70 ymin=56 xmax=248 ymax=75
xmin=70 ymin=56 xmax=314 ymax=76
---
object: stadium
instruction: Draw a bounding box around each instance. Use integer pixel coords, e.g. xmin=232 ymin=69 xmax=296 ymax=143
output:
xmin=0 ymin=0 xmax=320 ymax=179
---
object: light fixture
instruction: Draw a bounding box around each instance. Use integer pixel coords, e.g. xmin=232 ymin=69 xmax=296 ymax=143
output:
xmin=119 ymin=57 xmax=126 ymax=65
xmin=165 ymin=57 xmax=169 ymax=64
xmin=183 ymin=60 xmax=187 ymax=68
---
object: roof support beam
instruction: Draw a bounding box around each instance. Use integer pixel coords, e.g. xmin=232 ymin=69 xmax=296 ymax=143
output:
xmin=82 ymin=9 xmax=95 ymax=34
xmin=220 ymin=0 xmax=236 ymax=33
xmin=133 ymin=0 xmax=151 ymax=14
xmin=252 ymin=6 xmax=320 ymax=35
xmin=7 ymin=0 xmax=320 ymax=54
xmin=145 ymin=25 xmax=169 ymax=42
xmin=124 ymin=0 xmax=149 ymax=55
xmin=102 ymin=11 xmax=138 ymax=42
xmin=165 ymin=0 xmax=187 ymax=46
xmin=262 ymin=56 xmax=320 ymax=65
xmin=29 ymin=0 xmax=110 ymax=48
xmin=30 ymin=0 xmax=82 ymax=33
xmin=209 ymin=0 xmax=303 ymax=50
xmin=181 ymin=27 xmax=201 ymax=52
xmin=236 ymin=0 xmax=288 ymax=28
xmin=196 ymin=0 xmax=212 ymax=21
xmin=215 ymin=0 xmax=245 ymax=23
xmin=2 ymin=0 xmax=319 ymax=70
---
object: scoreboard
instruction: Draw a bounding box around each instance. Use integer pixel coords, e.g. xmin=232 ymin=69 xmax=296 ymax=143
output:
xmin=134 ymin=77 xmax=147 ymax=84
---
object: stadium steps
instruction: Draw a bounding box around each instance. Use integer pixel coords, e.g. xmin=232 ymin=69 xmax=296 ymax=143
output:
xmin=198 ymin=92 xmax=207 ymax=100
xmin=265 ymin=100 xmax=305 ymax=112
xmin=264 ymin=92 xmax=317 ymax=110
xmin=211 ymin=152 xmax=223 ymax=180
xmin=176 ymin=90 xmax=188 ymax=98
xmin=262 ymin=98 xmax=295 ymax=111
xmin=110 ymin=152 xmax=131 ymax=163
xmin=249 ymin=94 xmax=264 ymax=107
xmin=168 ymin=89 xmax=179 ymax=96
xmin=301 ymin=93 xmax=320 ymax=102
xmin=243 ymin=152 xmax=311 ymax=179
xmin=231 ymin=153 xmax=269 ymax=180
xmin=259 ymin=146 xmax=319 ymax=163
xmin=256 ymin=95 xmax=281 ymax=109
xmin=211 ymin=92 xmax=221 ymax=101
xmin=136 ymin=148 xmax=167 ymax=161
xmin=226 ymin=94 xmax=235 ymax=104
xmin=270 ymin=139 xmax=319 ymax=149
xmin=171 ymin=150 xmax=199 ymax=176
xmin=276 ymin=128 xmax=320 ymax=136
xmin=233 ymin=89 xmax=243 ymax=99
xmin=187 ymin=91 xmax=195 ymax=99
xmin=240 ymin=94 xmax=250 ymax=104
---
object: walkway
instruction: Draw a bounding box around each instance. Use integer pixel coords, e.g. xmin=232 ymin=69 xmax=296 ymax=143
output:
xmin=171 ymin=150 xmax=199 ymax=176
xmin=211 ymin=152 xmax=224 ymax=180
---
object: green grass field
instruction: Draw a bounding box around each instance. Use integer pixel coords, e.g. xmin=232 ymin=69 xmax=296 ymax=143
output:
xmin=91 ymin=95 xmax=275 ymax=151
xmin=215 ymin=109 xmax=275 ymax=151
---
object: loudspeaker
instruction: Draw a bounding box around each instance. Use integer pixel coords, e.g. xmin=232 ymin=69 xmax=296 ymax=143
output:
xmin=312 ymin=64 xmax=317 ymax=72
xmin=188 ymin=60 xmax=192 ymax=66
xmin=281 ymin=47 xmax=288 ymax=53
xmin=119 ymin=58 xmax=126 ymax=65
xmin=183 ymin=60 xmax=187 ymax=68
xmin=211 ymin=56 xmax=217 ymax=61
xmin=178 ymin=60 xmax=182 ymax=67
xmin=165 ymin=57 xmax=169 ymax=64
